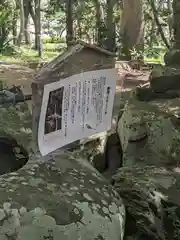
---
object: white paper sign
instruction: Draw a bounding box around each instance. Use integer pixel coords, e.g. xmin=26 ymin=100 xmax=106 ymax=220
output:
xmin=38 ymin=68 xmax=116 ymax=156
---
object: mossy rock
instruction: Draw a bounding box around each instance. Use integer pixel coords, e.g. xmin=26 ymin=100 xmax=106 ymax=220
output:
xmin=0 ymin=153 xmax=125 ymax=240
xmin=164 ymin=49 xmax=180 ymax=66
xmin=113 ymin=166 xmax=180 ymax=240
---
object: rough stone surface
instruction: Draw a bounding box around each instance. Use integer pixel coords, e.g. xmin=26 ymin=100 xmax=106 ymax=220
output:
xmin=0 ymin=153 xmax=125 ymax=240
xmin=150 ymin=75 xmax=180 ymax=93
xmin=164 ymin=49 xmax=180 ymax=66
xmin=117 ymin=100 xmax=180 ymax=167
xmin=105 ymin=132 xmax=122 ymax=174
xmin=0 ymin=101 xmax=32 ymax=151
xmin=149 ymin=65 xmax=180 ymax=93
xmin=0 ymin=96 xmax=125 ymax=240
xmin=113 ymin=166 xmax=180 ymax=240
xmin=0 ymin=80 xmax=126 ymax=240
xmin=135 ymin=83 xmax=180 ymax=102
xmin=0 ymin=101 xmax=31 ymax=175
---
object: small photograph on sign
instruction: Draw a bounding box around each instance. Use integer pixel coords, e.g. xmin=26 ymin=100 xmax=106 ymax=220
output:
xmin=44 ymin=87 xmax=64 ymax=134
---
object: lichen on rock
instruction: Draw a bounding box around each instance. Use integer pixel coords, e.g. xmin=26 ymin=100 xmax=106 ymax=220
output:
xmin=0 ymin=151 xmax=125 ymax=240
xmin=113 ymin=166 xmax=180 ymax=240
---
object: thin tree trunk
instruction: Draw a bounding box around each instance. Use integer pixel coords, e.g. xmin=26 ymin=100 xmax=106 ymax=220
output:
xmin=29 ymin=1 xmax=36 ymax=23
xmin=34 ymin=0 xmax=42 ymax=57
xmin=106 ymin=0 xmax=116 ymax=51
xmin=148 ymin=0 xmax=170 ymax=49
xmin=24 ymin=1 xmax=31 ymax=44
xmin=93 ymin=0 xmax=105 ymax=45
xmin=150 ymin=20 xmax=156 ymax=46
xmin=12 ymin=10 xmax=18 ymax=45
xmin=66 ymin=0 xmax=74 ymax=48
xmin=77 ymin=19 xmax=82 ymax=39
xmin=17 ymin=0 xmax=25 ymax=46
xmin=167 ymin=0 xmax=172 ymax=13
xmin=172 ymin=0 xmax=180 ymax=49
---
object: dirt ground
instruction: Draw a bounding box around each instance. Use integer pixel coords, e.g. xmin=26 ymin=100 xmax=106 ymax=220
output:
xmin=0 ymin=62 xmax=150 ymax=117
xmin=0 ymin=64 xmax=34 ymax=94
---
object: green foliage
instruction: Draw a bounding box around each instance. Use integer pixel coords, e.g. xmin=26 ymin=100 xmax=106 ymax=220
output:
xmin=130 ymin=47 xmax=143 ymax=60
xmin=42 ymin=36 xmax=66 ymax=44
xmin=165 ymin=205 xmax=180 ymax=240
xmin=0 ymin=0 xmax=174 ymax=62
xmin=0 ymin=2 xmax=14 ymax=54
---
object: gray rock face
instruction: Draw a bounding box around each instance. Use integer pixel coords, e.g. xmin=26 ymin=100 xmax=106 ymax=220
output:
xmin=114 ymin=62 xmax=180 ymax=239
xmin=0 ymin=89 xmax=125 ymax=240
xmin=117 ymin=100 xmax=180 ymax=167
xmin=0 ymin=153 xmax=125 ymax=240
xmin=164 ymin=49 xmax=180 ymax=66
xmin=113 ymin=166 xmax=180 ymax=240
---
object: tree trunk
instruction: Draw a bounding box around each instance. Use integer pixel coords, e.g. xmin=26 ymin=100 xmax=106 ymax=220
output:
xmin=29 ymin=1 xmax=36 ymax=24
xmin=92 ymin=0 xmax=105 ymax=45
xmin=172 ymin=0 xmax=180 ymax=49
xmin=24 ymin=0 xmax=31 ymax=44
xmin=34 ymin=0 xmax=42 ymax=57
xmin=17 ymin=0 xmax=25 ymax=46
xmin=66 ymin=0 xmax=74 ymax=48
xmin=105 ymin=0 xmax=116 ymax=51
xmin=77 ymin=18 xmax=82 ymax=39
xmin=12 ymin=10 xmax=18 ymax=45
xmin=149 ymin=0 xmax=170 ymax=49
xmin=120 ymin=0 xmax=144 ymax=59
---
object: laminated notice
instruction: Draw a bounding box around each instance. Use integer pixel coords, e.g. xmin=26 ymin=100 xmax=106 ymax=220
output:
xmin=38 ymin=68 xmax=116 ymax=156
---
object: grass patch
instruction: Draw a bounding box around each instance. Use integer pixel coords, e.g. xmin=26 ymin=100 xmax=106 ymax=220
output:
xmin=0 ymin=43 xmax=66 ymax=67
xmin=0 ymin=43 xmax=165 ymax=68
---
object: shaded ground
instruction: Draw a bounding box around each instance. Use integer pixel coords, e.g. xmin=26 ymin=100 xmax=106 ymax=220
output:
xmin=0 ymin=64 xmax=34 ymax=94
xmin=113 ymin=65 xmax=150 ymax=118
xmin=0 ymin=61 xmax=150 ymax=119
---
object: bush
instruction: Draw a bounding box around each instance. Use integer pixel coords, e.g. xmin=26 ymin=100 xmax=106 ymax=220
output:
xmin=42 ymin=36 xmax=66 ymax=44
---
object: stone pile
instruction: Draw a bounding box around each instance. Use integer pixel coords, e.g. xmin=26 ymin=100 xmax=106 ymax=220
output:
xmin=112 ymin=54 xmax=180 ymax=239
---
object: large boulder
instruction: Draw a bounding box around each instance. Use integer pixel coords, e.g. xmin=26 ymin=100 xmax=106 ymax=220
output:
xmin=0 ymin=153 xmax=125 ymax=240
xmin=0 ymin=100 xmax=31 ymax=175
xmin=164 ymin=49 xmax=180 ymax=66
xmin=149 ymin=65 xmax=180 ymax=93
xmin=135 ymin=83 xmax=180 ymax=102
xmin=113 ymin=166 xmax=180 ymax=240
xmin=150 ymin=75 xmax=180 ymax=93
xmin=117 ymin=100 xmax=180 ymax=167
xmin=0 ymin=93 xmax=125 ymax=240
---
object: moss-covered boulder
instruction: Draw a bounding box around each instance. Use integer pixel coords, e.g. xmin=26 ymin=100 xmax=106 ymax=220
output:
xmin=0 ymin=101 xmax=31 ymax=175
xmin=0 ymin=153 xmax=125 ymax=240
xmin=117 ymin=101 xmax=180 ymax=167
xmin=164 ymin=49 xmax=180 ymax=66
xmin=0 ymin=97 xmax=125 ymax=240
xmin=113 ymin=166 xmax=180 ymax=240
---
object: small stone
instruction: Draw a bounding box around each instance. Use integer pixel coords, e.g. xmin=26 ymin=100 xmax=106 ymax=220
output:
xmin=19 ymin=207 xmax=27 ymax=215
xmin=0 ymin=215 xmax=20 ymax=236
xmin=3 ymin=202 xmax=11 ymax=214
xmin=103 ymin=192 xmax=110 ymax=198
xmin=32 ymin=215 xmax=56 ymax=228
xmin=73 ymin=208 xmax=80 ymax=215
xmin=0 ymin=209 xmax=5 ymax=221
xmin=14 ymin=147 xmax=21 ymax=153
xmin=109 ymin=203 xmax=118 ymax=214
xmin=83 ymin=193 xmax=93 ymax=201
xmin=20 ymin=212 xmax=34 ymax=225
xmin=11 ymin=209 xmax=20 ymax=218
xmin=32 ymin=207 xmax=46 ymax=217
xmin=102 ymin=207 xmax=109 ymax=214
xmin=101 ymin=200 xmax=108 ymax=206
xmin=0 ymin=234 xmax=8 ymax=240
xmin=17 ymin=225 xmax=39 ymax=240
xmin=70 ymin=186 xmax=78 ymax=191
